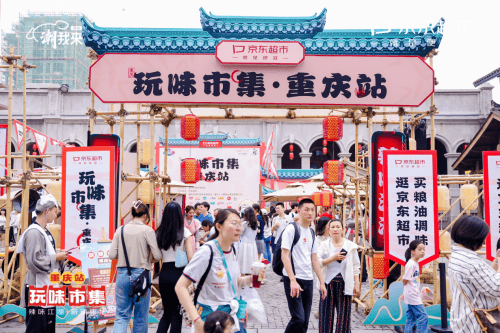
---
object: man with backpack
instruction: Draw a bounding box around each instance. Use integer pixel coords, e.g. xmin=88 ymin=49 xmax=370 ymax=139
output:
xmin=275 ymin=198 xmax=327 ymax=333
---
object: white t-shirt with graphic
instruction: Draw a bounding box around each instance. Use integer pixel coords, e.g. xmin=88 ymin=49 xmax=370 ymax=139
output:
xmin=182 ymin=241 xmax=240 ymax=308
xmin=403 ymin=258 xmax=422 ymax=305
xmin=281 ymin=223 xmax=318 ymax=281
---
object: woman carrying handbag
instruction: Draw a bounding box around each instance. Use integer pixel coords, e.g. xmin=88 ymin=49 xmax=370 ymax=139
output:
xmin=156 ymin=202 xmax=195 ymax=333
xmin=109 ymin=201 xmax=162 ymax=333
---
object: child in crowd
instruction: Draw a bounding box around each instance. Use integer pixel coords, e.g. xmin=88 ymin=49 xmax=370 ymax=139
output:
xmin=199 ymin=219 xmax=213 ymax=245
xmin=204 ymin=311 xmax=235 ymax=333
xmin=402 ymin=240 xmax=428 ymax=333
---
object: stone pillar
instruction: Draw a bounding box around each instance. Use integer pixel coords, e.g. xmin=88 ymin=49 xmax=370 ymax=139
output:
xmin=300 ymin=153 xmax=312 ymax=169
xmin=277 ymin=153 xmax=283 ymax=169
xmin=444 ymin=152 xmax=461 ymax=226
xmin=338 ymin=152 xmax=352 ymax=163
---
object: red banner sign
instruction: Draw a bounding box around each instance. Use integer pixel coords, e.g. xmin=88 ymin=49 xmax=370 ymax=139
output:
xmin=199 ymin=140 xmax=223 ymax=148
xmin=383 ymin=150 xmax=438 ymax=266
xmin=90 ymin=54 xmax=434 ymax=107
xmin=216 ymin=40 xmax=304 ymax=65
xmin=484 ymin=151 xmax=500 ymax=261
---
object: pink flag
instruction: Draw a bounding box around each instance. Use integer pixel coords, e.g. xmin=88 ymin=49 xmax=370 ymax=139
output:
xmin=13 ymin=120 xmax=30 ymax=150
xmin=269 ymin=159 xmax=280 ymax=181
xmin=262 ymin=124 xmax=275 ymax=170
xmin=31 ymin=129 xmax=48 ymax=155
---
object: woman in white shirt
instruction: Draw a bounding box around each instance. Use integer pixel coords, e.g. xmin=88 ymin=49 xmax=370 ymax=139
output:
xmin=237 ymin=207 xmax=259 ymax=275
xmin=156 ymin=202 xmax=195 ymax=333
xmin=176 ymin=209 xmax=263 ymax=333
xmin=318 ymin=219 xmax=360 ymax=333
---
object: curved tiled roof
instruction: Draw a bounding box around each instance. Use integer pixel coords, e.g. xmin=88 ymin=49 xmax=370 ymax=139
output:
xmin=260 ymin=166 xmax=322 ymax=180
xmin=81 ymin=11 xmax=443 ymax=57
xmin=199 ymin=7 xmax=327 ymax=38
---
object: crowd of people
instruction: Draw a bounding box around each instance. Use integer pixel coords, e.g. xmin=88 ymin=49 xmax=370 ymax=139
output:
xmin=16 ymin=193 xmax=500 ymax=333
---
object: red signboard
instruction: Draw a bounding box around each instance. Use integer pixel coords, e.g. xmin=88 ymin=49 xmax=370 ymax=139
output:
xmin=383 ymin=150 xmax=439 ymax=266
xmin=484 ymin=151 xmax=500 ymax=261
xmin=89 ymin=54 xmax=434 ymax=107
xmin=371 ymin=132 xmax=406 ymax=251
xmin=216 ymin=40 xmax=304 ymax=65
xmin=199 ymin=140 xmax=223 ymax=148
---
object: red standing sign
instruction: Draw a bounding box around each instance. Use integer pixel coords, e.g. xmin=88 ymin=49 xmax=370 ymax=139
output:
xmin=383 ymin=150 xmax=438 ymax=266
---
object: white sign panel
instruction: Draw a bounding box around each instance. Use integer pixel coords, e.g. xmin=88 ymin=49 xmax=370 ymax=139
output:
xmin=484 ymin=152 xmax=500 ymax=261
xmin=62 ymin=147 xmax=115 ymax=265
xmin=383 ymin=151 xmax=438 ymax=266
xmin=157 ymin=145 xmax=260 ymax=210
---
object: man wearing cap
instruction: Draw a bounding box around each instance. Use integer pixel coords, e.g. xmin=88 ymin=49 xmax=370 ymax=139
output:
xmin=17 ymin=194 xmax=69 ymax=333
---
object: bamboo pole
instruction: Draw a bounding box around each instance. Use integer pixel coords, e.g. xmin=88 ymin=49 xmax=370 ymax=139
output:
xmin=439 ymin=190 xmax=484 ymax=237
xmin=119 ymin=104 xmax=125 ymax=222
xmin=89 ymin=58 xmax=96 ymax=134
xmin=430 ymin=54 xmax=436 ymax=150
xmin=2 ymin=46 xmax=14 ymax=304
xmin=109 ymin=104 xmax=114 ymax=134
xmin=382 ymin=107 xmax=387 ymax=131
xmin=149 ymin=108 xmax=155 ymax=227
xmin=136 ymin=104 xmax=141 ymax=198
xmin=163 ymin=123 xmax=168 ymax=205
xmin=366 ymin=108 xmax=374 ymax=308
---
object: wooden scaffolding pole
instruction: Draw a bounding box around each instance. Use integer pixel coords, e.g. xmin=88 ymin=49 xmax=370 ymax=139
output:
xmin=136 ymin=104 xmax=141 ymax=198
xmin=149 ymin=106 xmax=155 ymax=227
xmin=2 ymin=46 xmax=14 ymax=304
xmin=119 ymin=104 xmax=125 ymax=222
xmin=366 ymin=108 xmax=375 ymax=308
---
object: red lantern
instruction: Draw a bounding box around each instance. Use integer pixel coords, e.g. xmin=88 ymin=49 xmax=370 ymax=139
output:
xmin=312 ymin=192 xmax=322 ymax=206
xmin=323 ymin=116 xmax=343 ymax=141
xmin=322 ymin=147 xmax=328 ymax=155
xmin=320 ymin=190 xmax=333 ymax=207
xmin=289 ymin=152 xmax=294 ymax=160
xmin=372 ymin=254 xmax=390 ymax=279
xmin=323 ymin=139 xmax=327 ymax=146
xmin=323 ymin=160 xmax=344 ymax=186
xmin=180 ymin=158 xmax=201 ymax=184
xmin=180 ymin=114 xmax=200 ymax=141
xmin=289 ymin=144 xmax=294 ymax=152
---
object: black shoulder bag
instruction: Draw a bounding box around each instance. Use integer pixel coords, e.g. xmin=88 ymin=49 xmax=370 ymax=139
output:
xmin=121 ymin=225 xmax=151 ymax=302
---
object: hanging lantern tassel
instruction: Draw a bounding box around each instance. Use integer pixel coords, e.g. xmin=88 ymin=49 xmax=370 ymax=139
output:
xmin=437 ymin=186 xmax=450 ymax=212
xmin=312 ymin=192 xmax=322 ymax=206
xmin=460 ymin=184 xmax=478 ymax=213
xmin=181 ymin=158 xmax=201 ymax=184
xmin=372 ymin=254 xmax=390 ymax=279
xmin=320 ymin=190 xmax=333 ymax=207
xmin=323 ymin=116 xmax=343 ymax=141
xmin=181 ymin=114 xmax=200 ymax=141
xmin=323 ymin=160 xmax=344 ymax=186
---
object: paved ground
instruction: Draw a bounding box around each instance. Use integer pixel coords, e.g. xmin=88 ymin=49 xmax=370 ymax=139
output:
xmin=0 ymin=265 xmax=399 ymax=332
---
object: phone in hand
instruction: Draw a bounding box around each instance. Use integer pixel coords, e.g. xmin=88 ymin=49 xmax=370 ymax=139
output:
xmin=337 ymin=249 xmax=347 ymax=263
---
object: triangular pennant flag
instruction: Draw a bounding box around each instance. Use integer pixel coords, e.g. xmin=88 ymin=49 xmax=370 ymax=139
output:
xmin=13 ymin=120 xmax=30 ymax=150
xmin=50 ymin=138 xmax=60 ymax=146
xmin=31 ymin=129 xmax=48 ymax=155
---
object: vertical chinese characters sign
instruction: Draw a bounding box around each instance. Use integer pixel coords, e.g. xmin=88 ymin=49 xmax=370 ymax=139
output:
xmin=483 ymin=152 xmax=500 ymax=261
xmin=383 ymin=151 xmax=438 ymax=266
xmin=62 ymin=147 xmax=115 ymax=265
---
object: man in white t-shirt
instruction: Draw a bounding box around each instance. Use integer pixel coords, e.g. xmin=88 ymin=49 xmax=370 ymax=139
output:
xmin=271 ymin=202 xmax=293 ymax=240
xmin=281 ymin=198 xmax=326 ymax=333
xmin=290 ymin=202 xmax=300 ymax=222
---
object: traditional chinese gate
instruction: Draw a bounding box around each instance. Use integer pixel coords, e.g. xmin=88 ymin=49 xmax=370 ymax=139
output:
xmin=0 ymin=7 xmax=485 ymax=330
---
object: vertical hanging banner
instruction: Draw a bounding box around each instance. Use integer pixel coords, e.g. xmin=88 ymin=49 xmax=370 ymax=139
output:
xmin=13 ymin=119 xmax=30 ymax=150
xmin=370 ymin=132 xmax=406 ymax=250
xmin=383 ymin=150 xmax=438 ymax=266
xmin=31 ymin=129 xmax=48 ymax=155
xmin=484 ymin=151 xmax=500 ymax=261
xmin=62 ymin=147 xmax=116 ymax=265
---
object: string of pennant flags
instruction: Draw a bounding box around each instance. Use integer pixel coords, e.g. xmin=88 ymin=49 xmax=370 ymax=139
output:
xmin=13 ymin=119 xmax=73 ymax=155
